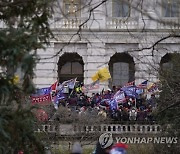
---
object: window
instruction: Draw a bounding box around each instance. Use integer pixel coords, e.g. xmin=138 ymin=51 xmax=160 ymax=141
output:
xmin=109 ymin=53 xmax=135 ymax=87
xmin=64 ymin=0 xmax=81 ymax=17
xmin=113 ymin=62 xmax=129 ymax=86
xmin=162 ymin=0 xmax=179 ymax=17
xmin=112 ymin=0 xmax=130 ymax=17
xmin=58 ymin=53 xmax=84 ymax=83
xmin=60 ymin=62 xmax=83 ymax=74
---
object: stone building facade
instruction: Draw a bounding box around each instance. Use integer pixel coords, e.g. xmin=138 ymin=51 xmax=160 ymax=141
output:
xmin=32 ymin=0 xmax=180 ymax=91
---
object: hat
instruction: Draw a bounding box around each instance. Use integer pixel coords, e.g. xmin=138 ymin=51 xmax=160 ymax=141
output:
xmin=71 ymin=142 xmax=82 ymax=154
xmin=109 ymin=143 xmax=128 ymax=154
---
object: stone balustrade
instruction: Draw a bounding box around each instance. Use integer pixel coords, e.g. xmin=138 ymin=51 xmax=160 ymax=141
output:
xmin=52 ymin=18 xmax=88 ymax=29
xmin=157 ymin=18 xmax=180 ymax=29
xmin=106 ymin=17 xmax=139 ymax=29
xmin=36 ymin=124 xmax=161 ymax=135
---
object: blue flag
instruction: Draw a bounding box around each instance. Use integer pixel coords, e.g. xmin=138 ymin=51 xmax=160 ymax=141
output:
xmin=56 ymin=90 xmax=65 ymax=101
xmin=121 ymin=86 xmax=138 ymax=98
xmin=137 ymin=80 xmax=148 ymax=89
xmin=113 ymin=90 xmax=126 ymax=103
xmin=109 ymin=99 xmax=118 ymax=111
xmin=36 ymin=87 xmax=51 ymax=95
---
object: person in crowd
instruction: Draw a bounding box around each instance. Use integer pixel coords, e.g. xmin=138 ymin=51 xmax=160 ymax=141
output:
xmin=147 ymin=94 xmax=157 ymax=110
xmin=109 ymin=143 xmax=128 ymax=154
xmin=98 ymin=108 xmax=107 ymax=119
xmin=129 ymin=107 xmax=137 ymax=121
xmin=71 ymin=142 xmax=82 ymax=154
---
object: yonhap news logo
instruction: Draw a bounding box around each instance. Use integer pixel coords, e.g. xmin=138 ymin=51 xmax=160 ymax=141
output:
xmin=99 ymin=133 xmax=178 ymax=145
xmin=99 ymin=132 xmax=113 ymax=149
xmin=115 ymin=137 xmax=178 ymax=144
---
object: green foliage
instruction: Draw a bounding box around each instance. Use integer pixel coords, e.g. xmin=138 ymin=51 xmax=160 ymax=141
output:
xmin=0 ymin=0 xmax=54 ymax=153
xmin=155 ymin=53 xmax=180 ymax=153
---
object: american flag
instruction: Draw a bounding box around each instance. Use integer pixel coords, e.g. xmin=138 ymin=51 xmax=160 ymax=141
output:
xmin=137 ymin=80 xmax=148 ymax=89
xmin=82 ymin=80 xmax=100 ymax=92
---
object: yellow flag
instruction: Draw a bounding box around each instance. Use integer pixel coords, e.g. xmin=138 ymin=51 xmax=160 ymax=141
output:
xmin=91 ymin=72 xmax=99 ymax=81
xmin=13 ymin=75 xmax=20 ymax=84
xmin=91 ymin=67 xmax=111 ymax=82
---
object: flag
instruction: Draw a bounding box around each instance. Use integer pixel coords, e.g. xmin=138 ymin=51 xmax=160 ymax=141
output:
xmin=113 ymin=90 xmax=126 ymax=103
xmin=13 ymin=75 xmax=20 ymax=85
xmin=65 ymin=78 xmax=77 ymax=89
xmin=36 ymin=87 xmax=51 ymax=95
xmin=123 ymin=81 xmax=135 ymax=87
xmin=51 ymin=81 xmax=58 ymax=91
xmin=54 ymin=90 xmax=65 ymax=102
xmin=57 ymin=78 xmax=77 ymax=91
xmin=136 ymin=88 xmax=144 ymax=95
xmin=30 ymin=93 xmax=52 ymax=105
xmin=121 ymin=85 xmax=138 ymax=98
xmin=91 ymin=67 xmax=111 ymax=82
xmin=109 ymin=99 xmax=118 ymax=111
xmin=147 ymin=82 xmax=159 ymax=92
xmin=82 ymin=80 xmax=100 ymax=92
xmin=137 ymin=80 xmax=148 ymax=89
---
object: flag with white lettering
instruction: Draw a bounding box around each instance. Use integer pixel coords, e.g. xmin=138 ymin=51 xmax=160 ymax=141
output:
xmin=36 ymin=87 xmax=51 ymax=95
xmin=113 ymin=90 xmax=126 ymax=103
xmin=30 ymin=93 xmax=52 ymax=105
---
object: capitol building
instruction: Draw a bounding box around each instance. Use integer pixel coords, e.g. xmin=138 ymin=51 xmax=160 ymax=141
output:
xmin=31 ymin=0 xmax=180 ymax=90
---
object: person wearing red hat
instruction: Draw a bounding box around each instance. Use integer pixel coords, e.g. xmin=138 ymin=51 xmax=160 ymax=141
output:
xmin=109 ymin=143 xmax=128 ymax=154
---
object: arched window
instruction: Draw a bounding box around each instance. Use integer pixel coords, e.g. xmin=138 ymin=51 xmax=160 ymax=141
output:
xmin=58 ymin=53 xmax=84 ymax=83
xmin=160 ymin=53 xmax=180 ymax=78
xmin=109 ymin=53 xmax=135 ymax=87
xmin=160 ymin=53 xmax=173 ymax=71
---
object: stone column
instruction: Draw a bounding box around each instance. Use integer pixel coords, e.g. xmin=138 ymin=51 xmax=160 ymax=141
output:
xmin=84 ymin=42 xmax=109 ymax=94
xmin=86 ymin=0 xmax=106 ymax=29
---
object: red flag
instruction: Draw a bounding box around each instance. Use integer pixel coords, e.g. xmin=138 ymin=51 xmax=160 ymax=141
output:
xmin=30 ymin=93 xmax=52 ymax=105
xmin=51 ymin=81 xmax=58 ymax=91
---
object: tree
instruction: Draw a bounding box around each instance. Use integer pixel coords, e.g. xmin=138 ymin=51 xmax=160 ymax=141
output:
xmin=0 ymin=0 xmax=54 ymax=153
xmin=153 ymin=53 xmax=180 ymax=153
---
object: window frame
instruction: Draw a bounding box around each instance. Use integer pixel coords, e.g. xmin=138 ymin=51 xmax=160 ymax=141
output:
xmin=112 ymin=0 xmax=131 ymax=18
xmin=63 ymin=0 xmax=81 ymax=18
xmin=161 ymin=0 xmax=179 ymax=18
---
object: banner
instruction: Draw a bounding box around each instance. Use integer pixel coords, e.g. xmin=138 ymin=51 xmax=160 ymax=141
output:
xmin=54 ymin=90 xmax=66 ymax=102
xmin=109 ymin=99 xmax=118 ymax=111
xmin=121 ymin=86 xmax=138 ymax=98
xmin=113 ymin=90 xmax=126 ymax=103
xmin=36 ymin=87 xmax=51 ymax=95
xmin=30 ymin=93 xmax=52 ymax=105
xmin=91 ymin=67 xmax=111 ymax=82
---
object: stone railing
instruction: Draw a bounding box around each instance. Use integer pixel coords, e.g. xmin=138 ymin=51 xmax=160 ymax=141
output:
xmin=52 ymin=18 xmax=88 ymax=29
xmin=157 ymin=18 xmax=180 ymax=29
xmin=36 ymin=124 xmax=161 ymax=136
xmin=106 ymin=17 xmax=139 ymax=29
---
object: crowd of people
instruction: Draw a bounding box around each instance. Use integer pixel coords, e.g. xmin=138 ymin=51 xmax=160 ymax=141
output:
xmin=54 ymin=84 xmax=157 ymax=123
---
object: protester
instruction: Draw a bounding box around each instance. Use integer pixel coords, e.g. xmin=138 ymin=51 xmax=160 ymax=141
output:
xmin=71 ymin=142 xmax=82 ymax=154
xmin=109 ymin=143 xmax=128 ymax=154
xmin=31 ymin=79 xmax=159 ymax=123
